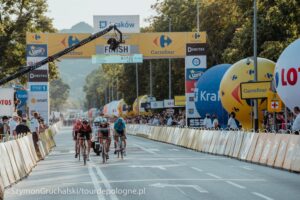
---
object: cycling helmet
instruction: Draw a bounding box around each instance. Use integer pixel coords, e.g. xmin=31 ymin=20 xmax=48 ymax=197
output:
xmin=100 ymin=117 xmax=108 ymax=124
xmin=82 ymin=119 xmax=89 ymax=124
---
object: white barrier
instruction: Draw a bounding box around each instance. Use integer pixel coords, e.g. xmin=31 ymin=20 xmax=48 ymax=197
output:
xmin=0 ymin=121 xmax=61 ymax=195
xmin=127 ymin=124 xmax=300 ymax=172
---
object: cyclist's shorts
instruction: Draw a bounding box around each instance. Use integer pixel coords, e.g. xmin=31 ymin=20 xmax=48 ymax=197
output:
xmin=79 ymin=132 xmax=90 ymax=140
xmin=73 ymin=131 xmax=79 ymax=140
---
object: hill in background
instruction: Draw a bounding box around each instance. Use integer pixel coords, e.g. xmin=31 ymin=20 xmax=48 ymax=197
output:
xmin=57 ymin=22 xmax=99 ymax=108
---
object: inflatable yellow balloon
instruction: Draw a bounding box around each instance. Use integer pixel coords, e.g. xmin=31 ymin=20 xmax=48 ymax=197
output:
xmin=133 ymin=95 xmax=148 ymax=115
xmin=219 ymin=57 xmax=275 ymax=130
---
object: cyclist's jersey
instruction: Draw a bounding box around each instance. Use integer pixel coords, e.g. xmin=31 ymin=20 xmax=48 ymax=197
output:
xmin=114 ymin=120 xmax=126 ymax=132
xmin=78 ymin=125 xmax=92 ymax=140
xmin=99 ymin=124 xmax=110 ymax=137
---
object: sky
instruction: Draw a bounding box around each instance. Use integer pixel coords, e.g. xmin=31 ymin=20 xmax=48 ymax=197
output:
xmin=46 ymin=0 xmax=159 ymax=30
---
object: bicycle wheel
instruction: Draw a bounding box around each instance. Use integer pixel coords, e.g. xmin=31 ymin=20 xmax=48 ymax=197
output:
xmin=78 ymin=141 xmax=81 ymax=161
xmin=83 ymin=140 xmax=87 ymax=166
xmin=102 ymin=140 xmax=106 ymax=164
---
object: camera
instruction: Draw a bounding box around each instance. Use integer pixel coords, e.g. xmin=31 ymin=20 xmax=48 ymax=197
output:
xmin=107 ymin=38 xmax=119 ymax=51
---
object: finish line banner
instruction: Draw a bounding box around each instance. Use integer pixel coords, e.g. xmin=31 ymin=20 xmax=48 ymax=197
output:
xmin=92 ymin=54 xmax=143 ymax=64
xmin=26 ymin=32 xmax=206 ymax=59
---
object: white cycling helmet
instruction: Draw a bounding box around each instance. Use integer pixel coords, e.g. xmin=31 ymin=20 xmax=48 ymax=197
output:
xmin=100 ymin=117 xmax=108 ymax=124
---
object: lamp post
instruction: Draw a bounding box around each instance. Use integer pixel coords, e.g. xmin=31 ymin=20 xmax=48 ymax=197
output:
xmin=253 ymin=0 xmax=259 ymax=132
xmin=167 ymin=17 xmax=172 ymax=99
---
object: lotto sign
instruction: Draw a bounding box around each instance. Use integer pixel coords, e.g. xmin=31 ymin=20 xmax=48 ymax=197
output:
xmin=0 ymin=88 xmax=14 ymax=116
xmin=275 ymin=39 xmax=300 ymax=111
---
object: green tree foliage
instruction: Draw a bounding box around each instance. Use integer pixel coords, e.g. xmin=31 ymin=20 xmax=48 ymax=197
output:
xmin=0 ymin=0 xmax=58 ymax=83
xmin=83 ymin=0 xmax=299 ymax=109
xmin=50 ymin=78 xmax=70 ymax=111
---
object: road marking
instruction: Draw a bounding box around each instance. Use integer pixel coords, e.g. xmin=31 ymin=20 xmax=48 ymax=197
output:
xmin=86 ymin=178 xmax=266 ymax=184
xmin=88 ymin=163 xmax=106 ymax=200
xmin=226 ymin=181 xmax=246 ymax=189
xmin=206 ymin=173 xmax=222 ymax=179
xmin=168 ymin=148 xmax=179 ymax=151
xmin=191 ymin=167 xmax=203 ymax=172
xmin=252 ymin=192 xmax=274 ymax=200
xmin=90 ymin=158 xmax=119 ymax=200
xmin=241 ymin=166 xmax=254 ymax=171
xmin=150 ymin=183 xmax=208 ymax=193
xmin=134 ymin=144 xmax=158 ymax=154
xmin=129 ymin=164 xmax=184 ymax=170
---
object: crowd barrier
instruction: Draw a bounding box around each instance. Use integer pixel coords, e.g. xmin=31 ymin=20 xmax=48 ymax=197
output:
xmin=0 ymin=121 xmax=62 ymax=199
xmin=127 ymin=124 xmax=300 ymax=173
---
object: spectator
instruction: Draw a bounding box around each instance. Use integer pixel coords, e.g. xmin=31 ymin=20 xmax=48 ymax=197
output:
xmin=16 ymin=119 xmax=31 ymax=135
xmin=227 ymin=112 xmax=238 ymax=130
xmin=152 ymin=116 xmax=160 ymax=126
xmin=9 ymin=113 xmax=20 ymax=138
xmin=0 ymin=116 xmax=9 ymax=141
xmin=292 ymin=106 xmax=300 ymax=135
xmin=178 ymin=117 xmax=185 ymax=127
xmin=212 ymin=115 xmax=219 ymax=129
xmin=167 ymin=115 xmax=173 ymax=126
xmin=203 ymin=114 xmax=213 ymax=129
xmin=30 ymin=112 xmax=40 ymax=150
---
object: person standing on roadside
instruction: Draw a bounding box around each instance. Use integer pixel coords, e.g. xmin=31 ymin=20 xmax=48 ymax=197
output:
xmin=228 ymin=112 xmax=238 ymax=130
xmin=30 ymin=112 xmax=40 ymax=150
xmin=9 ymin=113 xmax=20 ymax=138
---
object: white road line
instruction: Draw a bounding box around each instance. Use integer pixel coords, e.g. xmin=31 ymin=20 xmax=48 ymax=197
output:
xmin=88 ymin=163 xmax=106 ymax=200
xmin=226 ymin=181 xmax=246 ymax=189
xmin=206 ymin=173 xmax=222 ymax=179
xmin=90 ymin=158 xmax=119 ymax=200
xmin=242 ymin=166 xmax=254 ymax=171
xmin=134 ymin=144 xmax=158 ymax=154
xmin=191 ymin=167 xmax=203 ymax=172
xmin=86 ymin=178 xmax=266 ymax=184
xmin=252 ymin=192 xmax=274 ymax=200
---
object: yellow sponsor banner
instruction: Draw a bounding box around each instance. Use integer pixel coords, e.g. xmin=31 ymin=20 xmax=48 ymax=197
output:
xmin=175 ymin=96 xmax=186 ymax=106
xmin=26 ymin=33 xmax=48 ymax=44
xmin=27 ymin=32 xmax=207 ymax=59
xmin=267 ymin=92 xmax=282 ymax=112
xmin=48 ymin=33 xmax=95 ymax=58
xmin=240 ymin=81 xmax=271 ymax=99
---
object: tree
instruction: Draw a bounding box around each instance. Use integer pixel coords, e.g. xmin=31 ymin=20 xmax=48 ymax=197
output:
xmin=50 ymin=78 xmax=70 ymax=111
xmin=0 ymin=0 xmax=58 ymax=84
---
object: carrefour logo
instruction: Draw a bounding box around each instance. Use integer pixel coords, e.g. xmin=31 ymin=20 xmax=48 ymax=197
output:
xmin=153 ymin=35 xmax=172 ymax=48
xmin=32 ymin=34 xmax=41 ymax=40
xmin=61 ymin=35 xmax=80 ymax=48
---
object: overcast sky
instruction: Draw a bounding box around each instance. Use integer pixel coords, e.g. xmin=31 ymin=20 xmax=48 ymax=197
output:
xmin=46 ymin=0 xmax=159 ymax=30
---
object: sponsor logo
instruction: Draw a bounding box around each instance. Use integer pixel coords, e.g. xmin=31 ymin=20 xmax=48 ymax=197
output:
xmin=188 ymin=109 xmax=194 ymax=114
xmin=61 ymin=35 xmax=80 ymax=48
xmin=29 ymin=70 xmax=48 ymax=82
xmin=30 ymin=85 xmax=48 ymax=92
xmin=99 ymin=21 xmax=107 ymax=29
xmin=192 ymin=57 xmax=201 ymax=67
xmin=0 ymin=100 xmax=12 ymax=105
xmin=186 ymin=43 xmax=206 ymax=56
xmin=279 ymin=67 xmax=300 ymax=87
xmin=194 ymin=32 xmax=201 ymax=39
xmin=31 ymin=98 xmax=47 ymax=104
xmin=26 ymin=44 xmax=47 ymax=57
xmin=231 ymin=85 xmax=242 ymax=105
xmin=198 ymin=91 xmax=220 ymax=102
xmin=32 ymin=34 xmax=41 ymax=40
xmin=186 ymin=69 xmax=205 ymax=80
xmin=153 ymin=35 xmax=172 ymax=48
xmin=99 ymin=20 xmax=135 ymax=29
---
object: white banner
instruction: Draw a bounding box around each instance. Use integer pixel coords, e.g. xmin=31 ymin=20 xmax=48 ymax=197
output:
xmin=185 ymin=56 xmax=207 ymax=69
xmin=26 ymin=57 xmax=49 ymax=70
xmin=164 ymin=99 xmax=175 ymax=108
xmin=185 ymin=93 xmax=201 ymax=118
xmin=0 ymin=88 xmax=15 ymax=116
xmin=150 ymin=101 xmax=164 ymax=109
xmin=28 ymin=82 xmax=49 ymax=125
xmin=93 ymin=15 xmax=140 ymax=33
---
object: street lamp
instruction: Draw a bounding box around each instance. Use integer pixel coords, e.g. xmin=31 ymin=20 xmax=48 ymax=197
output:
xmin=253 ymin=0 xmax=259 ymax=132
xmin=164 ymin=16 xmax=172 ymax=100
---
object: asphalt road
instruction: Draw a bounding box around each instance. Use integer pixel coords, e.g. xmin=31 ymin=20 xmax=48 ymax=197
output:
xmin=5 ymin=127 xmax=300 ymax=200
